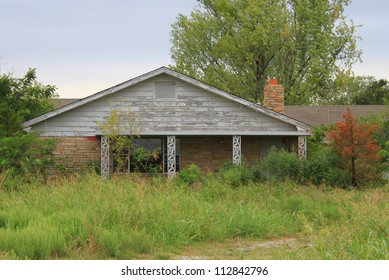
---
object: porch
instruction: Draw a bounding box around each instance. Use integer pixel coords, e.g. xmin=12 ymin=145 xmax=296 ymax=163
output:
xmin=100 ymin=135 xmax=308 ymax=178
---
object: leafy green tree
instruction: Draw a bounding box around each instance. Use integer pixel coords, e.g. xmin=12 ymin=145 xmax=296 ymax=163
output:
xmin=0 ymin=68 xmax=56 ymax=137
xmin=0 ymin=133 xmax=58 ymax=177
xmin=170 ymin=0 xmax=361 ymax=104
xmin=350 ymin=77 xmax=389 ymax=105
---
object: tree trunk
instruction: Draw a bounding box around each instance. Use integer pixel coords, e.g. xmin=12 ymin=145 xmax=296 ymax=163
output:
xmin=351 ymin=156 xmax=357 ymax=187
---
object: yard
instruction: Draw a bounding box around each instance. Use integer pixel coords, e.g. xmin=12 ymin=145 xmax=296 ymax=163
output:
xmin=0 ymin=172 xmax=387 ymax=260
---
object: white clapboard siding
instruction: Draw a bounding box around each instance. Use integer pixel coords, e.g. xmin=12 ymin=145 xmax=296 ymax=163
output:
xmin=31 ymin=75 xmax=300 ymax=137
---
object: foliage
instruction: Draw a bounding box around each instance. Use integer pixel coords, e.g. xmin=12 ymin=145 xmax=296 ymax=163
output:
xmin=255 ymin=147 xmax=303 ymax=183
xmin=340 ymin=76 xmax=389 ymax=105
xmin=218 ymin=161 xmax=253 ymax=187
xmin=327 ymin=109 xmax=381 ymax=186
xmin=97 ymin=109 xmax=139 ymax=173
xmin=305 ymin=139 xmax=350 ymax=187
xmin=130 ymin=146 xmax=162 ymax=173
xmin=358 ymin=110 xmax=389 ymax=175
xmin=170 ymin=0 xmax=361 ymax=104
xmin=0 ymin=69 xmax=56 ymax=137
xmin=0 ymin=173 xmax=387 ymax=260
xmin=176 ymin=164 xmax=203 ymax=185
xmin=97 ymin=109 xmax=163 ymax=174
xmin=0 ymin=133 xmax=58 ymax=178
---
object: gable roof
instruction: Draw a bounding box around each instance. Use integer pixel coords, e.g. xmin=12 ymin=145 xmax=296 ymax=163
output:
xmin=23 ymin=67 xmax=310 ymax=133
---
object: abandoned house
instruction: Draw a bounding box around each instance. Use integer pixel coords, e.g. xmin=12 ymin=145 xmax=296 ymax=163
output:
xmin=23 ymin=67 xmax=311 ymax=177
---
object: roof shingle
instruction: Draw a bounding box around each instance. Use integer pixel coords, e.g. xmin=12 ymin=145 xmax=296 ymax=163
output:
xmin=284 ymin=105 xmax=388 ymax=126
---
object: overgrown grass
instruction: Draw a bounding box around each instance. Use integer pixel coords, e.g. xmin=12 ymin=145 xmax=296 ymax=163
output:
xmin=0 ymin=172 xmax=387 ymax=259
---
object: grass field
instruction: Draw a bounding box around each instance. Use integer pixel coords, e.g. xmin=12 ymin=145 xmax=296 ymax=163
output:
xmin=0 ymin=172 xmax=387 ymax=260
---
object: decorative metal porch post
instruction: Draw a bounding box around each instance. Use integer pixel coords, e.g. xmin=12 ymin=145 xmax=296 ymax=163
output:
xmin=298 ymin=136 xmax=307 ymax=159
xmin=232 ymin=135 xmax=242 ymax=165
xmin=167 ymin=135 xmax=176 ymax=178
xmin=101 ymin=136 xmax=110 ymax=178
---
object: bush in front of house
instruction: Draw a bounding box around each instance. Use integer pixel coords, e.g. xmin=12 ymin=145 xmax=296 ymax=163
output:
xmin=0 ymin=133 xmax=58 ymax=179
xmin=302 ymin=140 xmax=350 ymax=187
xmin=250 ymin=145 xmax=362 ymax=187
xmin=176 ymin=163 xmax=203 ymax=186
xmin=253 ymin=147 xmax=303 ymax=183
xmin=218 ymin=161 xmax=253 ymax=188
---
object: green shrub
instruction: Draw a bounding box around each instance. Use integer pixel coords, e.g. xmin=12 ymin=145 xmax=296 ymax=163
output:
xmin=176 ymin=164 xmax=203 ymax=185
xmin=257 ymin=147 xmax=303 ymax=183
xmin=218 ymin=162 xmax=253 ymax=187
xmin=325 ymin=167 xmax=350 ymax=187
xmin=250 ymin=161 xmax=263 ymax=182
xmin=0 ymin=133 xmax=58 ymax=178
xmin=303 ymin=141 xmax=351 ymax=187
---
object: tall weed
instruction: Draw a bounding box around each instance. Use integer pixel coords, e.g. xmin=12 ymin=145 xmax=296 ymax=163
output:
xmin=0 ymin=173 xmax=387 ymax=259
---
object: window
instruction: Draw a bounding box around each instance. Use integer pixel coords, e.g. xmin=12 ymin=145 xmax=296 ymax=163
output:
xmin=130 ymin=138 xmax=163 ymax=173
xmin=154 ymin=81 xmax=176 ymax=99
xmin=111 ymin=137 xmax=180 ymax=174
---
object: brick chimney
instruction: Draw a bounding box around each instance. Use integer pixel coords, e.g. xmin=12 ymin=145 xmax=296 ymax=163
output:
xmin=263 ymin=78 xmax=284 ymax=114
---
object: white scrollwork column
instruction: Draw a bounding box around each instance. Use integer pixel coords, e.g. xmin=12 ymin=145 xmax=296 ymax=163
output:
xmin=101 ymin=136 xmax=110 ymax=178
xmin=298 ymin=136 xmax=307 ymax=159
xmin=233 ymin=135 xmax=242 ymax=165
xmin=167 ymin=136 xmax=176 ymax=178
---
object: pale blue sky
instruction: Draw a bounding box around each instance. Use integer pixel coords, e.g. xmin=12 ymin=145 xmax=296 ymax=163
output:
xmin=0 ymin=0 xmax=388 ymax=98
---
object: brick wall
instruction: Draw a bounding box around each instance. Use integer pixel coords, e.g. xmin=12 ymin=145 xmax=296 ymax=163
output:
xmin=53 ymin=136 xmax=101 ymax=170
xmin=180 ymin=136 xmax=261 ymax=173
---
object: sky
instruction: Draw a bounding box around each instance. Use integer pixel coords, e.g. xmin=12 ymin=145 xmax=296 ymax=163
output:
xmin=1 ymin=0 xmax=388 ymax=98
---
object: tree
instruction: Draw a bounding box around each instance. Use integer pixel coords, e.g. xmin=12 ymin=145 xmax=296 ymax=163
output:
xmin=170 ymin=0 xmax=361 ymax=104
xmin=0 ymin=69 xmax=58 ymax=178
xmin=327 ymin=108 xmax=381 ymax=187
xmin=97 ymin=109 xmax=162 ymax=174
xmin=0 ymin=68 xmax=56 ymax=137
xmin=348 ymin=77 xmax=389 ymax=105
xmin=0 ymin=133 xmax=58 ymax=178
xmin=97 ymin=109 xmax=140 ymax=173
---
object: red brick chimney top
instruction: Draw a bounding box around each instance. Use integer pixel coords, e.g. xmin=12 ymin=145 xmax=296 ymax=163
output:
xmin=268 ymin=78 xmax=278 ymax=85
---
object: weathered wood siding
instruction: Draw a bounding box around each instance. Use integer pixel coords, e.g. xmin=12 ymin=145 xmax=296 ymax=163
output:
xmin=31 ymin=74 xmax=297 ymax=136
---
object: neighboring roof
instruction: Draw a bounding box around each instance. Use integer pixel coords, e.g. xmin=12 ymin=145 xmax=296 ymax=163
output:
xmin=52 ymin=98 xmax=78 ymax=108
xmin=285 ymin=105 xmax=388 ymax=127
xmin=23 ymin=66 xmax=310 ymax=133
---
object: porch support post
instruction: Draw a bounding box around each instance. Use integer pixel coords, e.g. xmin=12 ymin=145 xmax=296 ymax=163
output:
xmin=167 ymin=135 xmax=176 ymax=178
xmin=232 ymin=135 xmax=242 ymax=165
xmin=101 ymin=136 xmax=110 ymax=178
xmin=298 ymin=136 xmax=307 ymax=159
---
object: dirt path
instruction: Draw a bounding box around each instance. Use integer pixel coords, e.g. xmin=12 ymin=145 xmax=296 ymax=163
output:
xmin=174 ymin=237 xmax=313 ymax=260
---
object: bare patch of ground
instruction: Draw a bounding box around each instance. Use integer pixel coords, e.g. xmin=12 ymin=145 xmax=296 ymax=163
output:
xmin=174 ymin=237 xmax=313 ymax=260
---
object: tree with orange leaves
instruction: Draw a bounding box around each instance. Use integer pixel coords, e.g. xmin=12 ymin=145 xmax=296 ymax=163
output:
xmin=327 ymin=109 xmax=381 ymax=187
